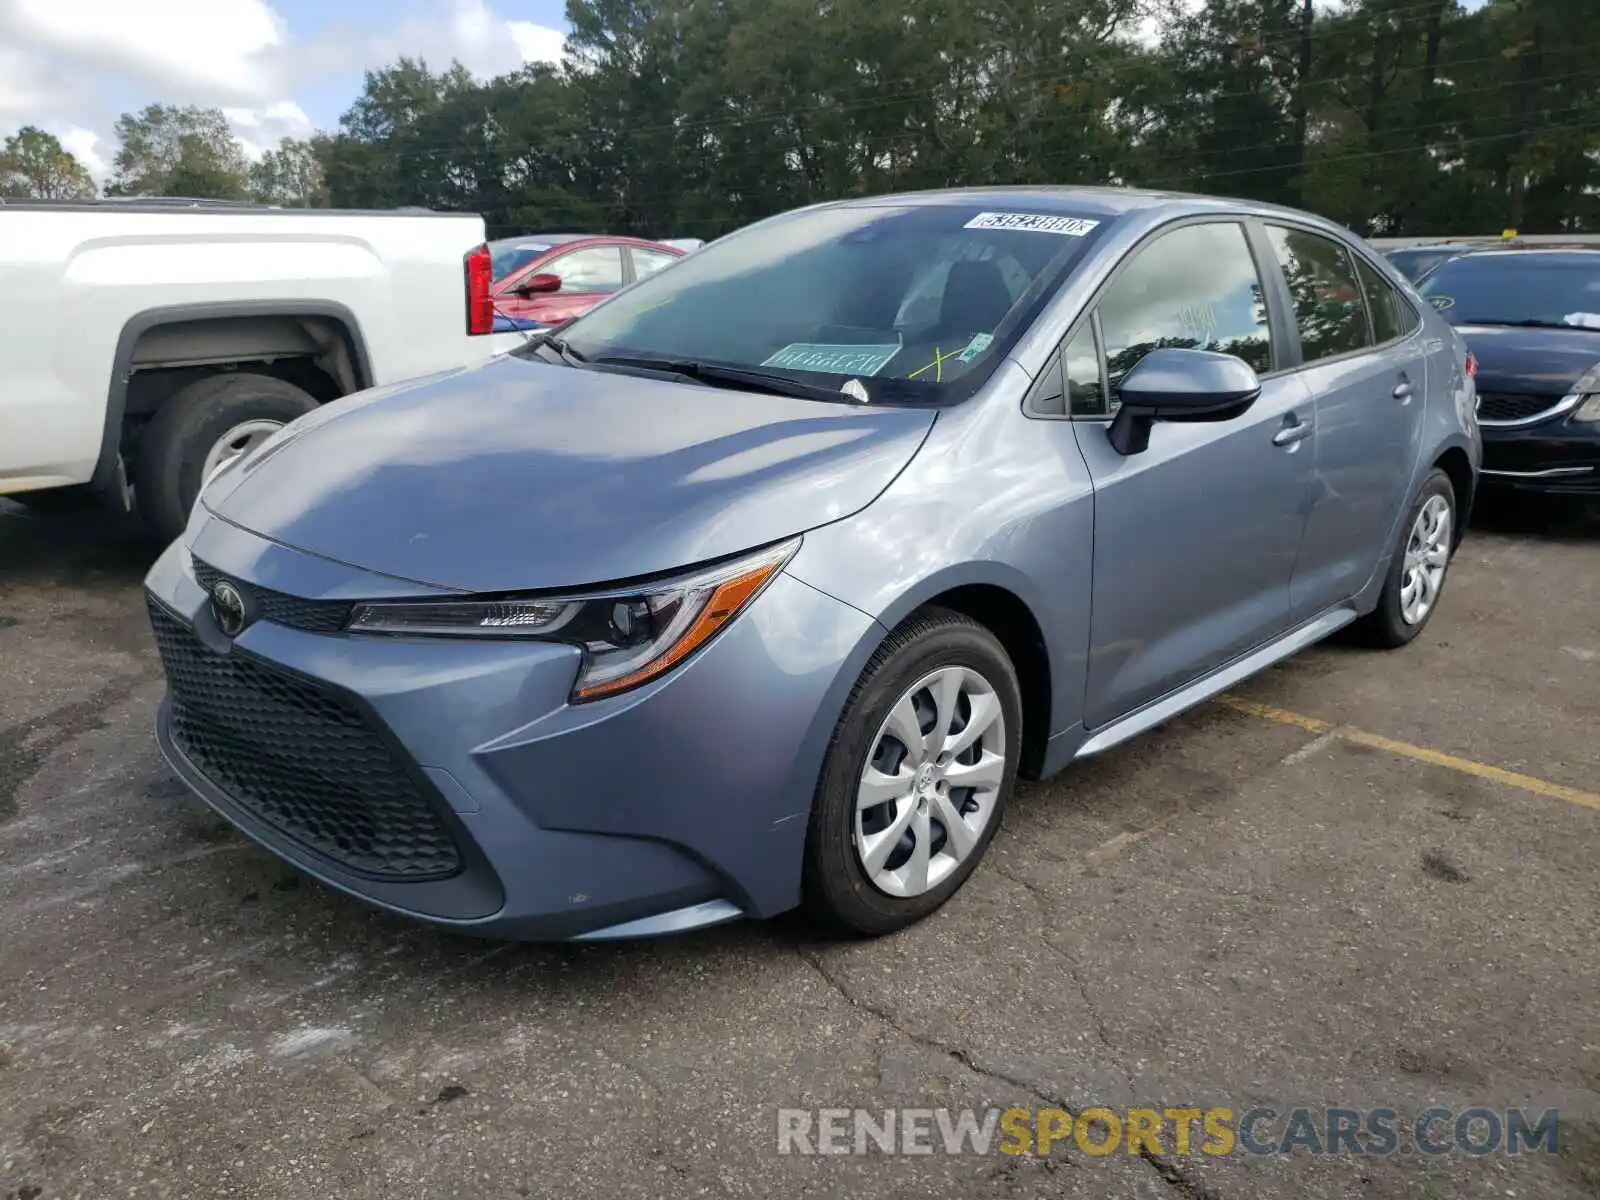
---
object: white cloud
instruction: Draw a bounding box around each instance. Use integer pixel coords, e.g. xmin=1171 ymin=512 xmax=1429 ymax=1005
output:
xmin=0 ymin=0 xmax=567 ymax=187
xmin=306 ymin=0 xmax=565 ymax=82
xmin=508 ymin=20 xmax=566 ymax=66
xmin=56 ymin=126 xmax=109 ymax=180
xmin=3 ymin=0 xmax=287 ymax=102
xmin=222 ymin=99 xmax=311 ymax=161
xmin=0 ymin=44 xmax=82 ymax=121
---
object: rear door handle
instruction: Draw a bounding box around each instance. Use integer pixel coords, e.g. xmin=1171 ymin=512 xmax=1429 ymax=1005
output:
xmin=1272 ymin=419 xmax=1314 ymax=447
xmin=1393 ymin=380 xmax=1415 ymax=400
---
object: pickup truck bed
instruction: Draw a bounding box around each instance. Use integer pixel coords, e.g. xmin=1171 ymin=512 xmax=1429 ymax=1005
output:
xmin=0 ymin=198 xmax=522 ymax=540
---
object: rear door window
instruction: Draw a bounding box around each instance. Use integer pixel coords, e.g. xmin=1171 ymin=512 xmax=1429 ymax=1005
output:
xmin=631 ymin=248 xmax=680 ymax=280
xmin=1266 ymin=226 xmax=1374 ymax=362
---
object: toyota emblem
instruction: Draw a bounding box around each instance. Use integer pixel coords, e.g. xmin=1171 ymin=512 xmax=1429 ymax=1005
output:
xmin=210 ymin=580 xmax=248 ymax=637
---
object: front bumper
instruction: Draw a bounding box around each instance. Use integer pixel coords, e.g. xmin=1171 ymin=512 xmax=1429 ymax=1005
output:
xmin=1479 ymin=408 xmax=1600 ymax=495
xmin=144 ymin=518 xmax=881 ymax=940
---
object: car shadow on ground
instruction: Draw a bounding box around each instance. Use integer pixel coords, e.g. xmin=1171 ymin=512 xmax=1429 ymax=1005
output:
xmin=0 ymin=500 xmax=164 ymax=589
xmin=1467 ymin=490 xmax=1599 ymax=543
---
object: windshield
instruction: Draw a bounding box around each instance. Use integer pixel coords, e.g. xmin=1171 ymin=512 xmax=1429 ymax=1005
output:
xmin=1416 ymin=255 xmax=1600 ymax=328
xmin=555 ymin=203 xmax=1113 ymax=404
xmin=491 ymin=244 xmax=553 ymax=281
xmin=1385 ymin=248 xmax=1461 ymax=283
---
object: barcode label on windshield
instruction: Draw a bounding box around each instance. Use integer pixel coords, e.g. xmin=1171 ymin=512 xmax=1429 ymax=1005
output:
xmin=963 ymin=212 xmax=1100 ymax=236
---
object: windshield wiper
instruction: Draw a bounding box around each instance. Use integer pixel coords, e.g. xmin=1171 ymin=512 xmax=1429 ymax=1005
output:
xmin=517 ymin=328 xmax=588 ymax=366
xmin=589 ymin=355 xmax=868 ymax=403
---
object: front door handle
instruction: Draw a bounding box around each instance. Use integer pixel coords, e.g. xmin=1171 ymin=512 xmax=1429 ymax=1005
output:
xmin=1272 ymin=419 xmax=1314 ymax=447
xmin=1393 ymin=380 xmax=1415 ymax=400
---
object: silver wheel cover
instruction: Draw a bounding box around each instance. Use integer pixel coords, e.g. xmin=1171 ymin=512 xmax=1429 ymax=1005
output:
xmin=201 ymin=419 xmax=284 ymax=488
xmin=1400 ymin=493 xmax=1452 ymax=626
xmin=852 ymin=665 xmax=1007 ymax=898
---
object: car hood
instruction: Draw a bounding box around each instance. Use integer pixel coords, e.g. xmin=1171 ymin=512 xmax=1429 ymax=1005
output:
xmin=202 ymin=354 xmax=935 ymax=593
xmin=1455 ymin=323 xmax=1600 ymax=396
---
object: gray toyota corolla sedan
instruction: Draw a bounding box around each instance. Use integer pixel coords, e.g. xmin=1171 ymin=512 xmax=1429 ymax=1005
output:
xmin=144 ymin=187 xmax=1481 ymax=941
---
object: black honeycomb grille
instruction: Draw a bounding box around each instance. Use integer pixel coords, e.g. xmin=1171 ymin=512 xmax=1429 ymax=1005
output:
xmin=1476 ymin=392 xmax=1563 ymax=423
xmin=191 ymin=558 xmax=353 ymax=634
xmin=148 ymin=597 xmax=462 ymax=880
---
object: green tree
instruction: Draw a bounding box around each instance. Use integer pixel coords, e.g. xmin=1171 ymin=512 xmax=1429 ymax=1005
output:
xmin=293 ymin=0 xmax=1600 ymax=236
xmin=248 ymin=137 xmax=328 ymax=206
xmin=0 ymin=126 xmax=97 ymax=199
xmin=107 ymin=104 xmax=249 ymax=199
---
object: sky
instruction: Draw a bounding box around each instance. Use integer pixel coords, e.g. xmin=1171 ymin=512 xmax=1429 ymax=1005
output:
xmin=0 ymin=0 xmax=570 ymax=182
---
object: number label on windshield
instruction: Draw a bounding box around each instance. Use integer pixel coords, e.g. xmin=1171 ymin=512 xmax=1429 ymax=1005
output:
xmin=962 ymin=212 xmax=1101 ymax=237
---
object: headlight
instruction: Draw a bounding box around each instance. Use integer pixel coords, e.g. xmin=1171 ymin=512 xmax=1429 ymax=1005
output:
xmin=1568 ymin=364 xmax=1600 ymax=422
xmin=345 ymin=538 xmax=799 ymax=701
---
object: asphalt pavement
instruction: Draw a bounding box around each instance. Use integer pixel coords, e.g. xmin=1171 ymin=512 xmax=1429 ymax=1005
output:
xmin=1 ymin=496 xmax=1596 ymax=1200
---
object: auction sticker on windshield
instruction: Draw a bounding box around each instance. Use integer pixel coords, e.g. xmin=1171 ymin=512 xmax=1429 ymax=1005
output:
xmin=962 ymin=212 xmax=1101 ymax=236
xmin=762 ymin=343 xmax=903 ymax=376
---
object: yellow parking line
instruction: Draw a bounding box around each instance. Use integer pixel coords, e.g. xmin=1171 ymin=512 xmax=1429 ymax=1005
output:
xmin=1215 ymin=694 xmax=1600 ymax=813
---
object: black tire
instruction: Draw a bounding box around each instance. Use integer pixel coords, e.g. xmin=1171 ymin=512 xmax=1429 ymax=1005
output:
xmin=136 ymin=372 xmax=319 ymax=543
xmin=8 ymin=484 xmax=104 ymax=514
xmin=802 ymin=606 xmax=1023 ymax=936
xmin=1349 ymin=468 xmax=1458 ymax=649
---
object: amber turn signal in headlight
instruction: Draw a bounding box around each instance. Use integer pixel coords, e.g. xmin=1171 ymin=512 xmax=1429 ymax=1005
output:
xmin=346 ymin=538 xmax=800 ymax=702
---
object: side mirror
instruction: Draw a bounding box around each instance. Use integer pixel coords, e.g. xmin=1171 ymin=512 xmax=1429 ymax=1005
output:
xmin=511 ymin=272 xmax=561 ymax=297
xmin=1107 ymin=348 xmax=1262 ymax=456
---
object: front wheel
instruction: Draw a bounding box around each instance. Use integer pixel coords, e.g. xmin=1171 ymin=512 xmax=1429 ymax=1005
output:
xmin=803 ymin=607 xmax=1022 ymax=936
xmin=1350 ymin=468 xmax=1458 ymax=648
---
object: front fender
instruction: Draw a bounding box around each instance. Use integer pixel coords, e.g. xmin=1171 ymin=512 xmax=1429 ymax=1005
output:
xmin=782 ymin=391 xmax=1095 ymax=740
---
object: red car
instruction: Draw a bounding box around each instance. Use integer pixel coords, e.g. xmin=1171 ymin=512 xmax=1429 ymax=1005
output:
xmin=489 ymin=234 xmax=686 ymax=326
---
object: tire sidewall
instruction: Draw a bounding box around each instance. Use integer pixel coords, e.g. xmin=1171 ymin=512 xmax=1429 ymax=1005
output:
xmin=806 ymin=615 xmax=1023 ymax=935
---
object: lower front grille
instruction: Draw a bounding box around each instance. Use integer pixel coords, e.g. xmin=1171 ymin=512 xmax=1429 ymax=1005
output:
xmin=1476 ymin=391 xmax=1564 ymax=424
xmin=148 ymin=597 xmax=462 ymax=880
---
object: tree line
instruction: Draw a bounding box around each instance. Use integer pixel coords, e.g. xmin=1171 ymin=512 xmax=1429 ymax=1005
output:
xmin=4 ymin=0 xmax=1594 ymax=239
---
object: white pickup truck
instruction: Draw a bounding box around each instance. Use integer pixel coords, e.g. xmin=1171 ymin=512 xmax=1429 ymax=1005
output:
xmin=0 ymin=198 xmax=523 ymax=541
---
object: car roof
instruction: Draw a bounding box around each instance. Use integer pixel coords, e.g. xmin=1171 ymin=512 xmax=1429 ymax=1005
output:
xmin=1435 ymin=247 xmax=1600 ymax=266
xmin=489 ymin=233 xmax=591 ymax=248
xmin=1388 ymin=242 xmax=1483 ymax=253
xmin=799 ymin=186 xmax=1393 ymax=254
xmin=489 ymin=233 xmax=684 ymax=251
xmin=820 ymin=184 xmax=1333 ymax=224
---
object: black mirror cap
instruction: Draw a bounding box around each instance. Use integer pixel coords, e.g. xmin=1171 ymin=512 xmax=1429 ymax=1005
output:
xmin=1106 ymin=348 xmax=1263 ymax=456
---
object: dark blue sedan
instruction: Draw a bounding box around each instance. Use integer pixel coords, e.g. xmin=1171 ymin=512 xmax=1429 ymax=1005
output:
xmin=1416 ymin=248 xmax=1600 ymax=497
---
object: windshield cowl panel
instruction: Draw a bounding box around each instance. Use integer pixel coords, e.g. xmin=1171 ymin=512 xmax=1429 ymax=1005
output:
xmin=556 ymin=203 xmax=1114 ymax=407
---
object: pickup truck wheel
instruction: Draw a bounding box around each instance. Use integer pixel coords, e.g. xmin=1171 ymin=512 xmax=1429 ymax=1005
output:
xmin=136 ymin=373 xmax=318 ymax=542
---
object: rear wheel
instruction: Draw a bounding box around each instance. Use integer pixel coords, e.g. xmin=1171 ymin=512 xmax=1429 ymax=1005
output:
xmin=136 ymin=372 xmax=319 ymax=543
xmin=1350 ymin=469 xmax=1457 ymax=648
xmin=803 ymin=607 xmax=1022 ymax=936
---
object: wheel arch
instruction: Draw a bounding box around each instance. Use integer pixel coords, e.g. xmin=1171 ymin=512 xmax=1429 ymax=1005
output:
xmin=92 ymin=300 xmax=374 ymax=495
xmin=838 ymin=563 xmax=1059 ymax=781
xmin=1433 ymin=444 xmax=1476 ymax=546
